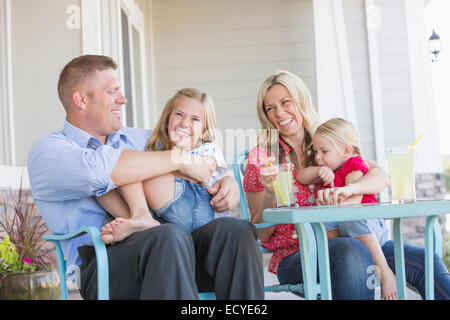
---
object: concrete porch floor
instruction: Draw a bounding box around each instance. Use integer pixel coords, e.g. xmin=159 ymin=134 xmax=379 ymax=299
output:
xmin=261 ymin=252 xmax=422 ymax=300
xmin=68 ymin=252 xmax=421 ymax=300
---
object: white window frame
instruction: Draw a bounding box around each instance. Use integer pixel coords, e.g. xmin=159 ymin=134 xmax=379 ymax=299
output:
xmin=80 ymin=0 xmax=150 ymax=129
xmin=119 ymin=0 xmax=150 ymax=129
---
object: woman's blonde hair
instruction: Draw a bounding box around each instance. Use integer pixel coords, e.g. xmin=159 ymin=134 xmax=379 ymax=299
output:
xmin=146 ymin=88 xmax=217 ymax=151
xmin=256 ymin=70 xmax=319 ymax=167
xmin=314 ymin=117 xmax=363 ymax=157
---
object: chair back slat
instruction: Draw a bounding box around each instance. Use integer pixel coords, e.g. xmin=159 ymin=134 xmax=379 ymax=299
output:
xmin=232 ymin=151 xmax=250 ymax=221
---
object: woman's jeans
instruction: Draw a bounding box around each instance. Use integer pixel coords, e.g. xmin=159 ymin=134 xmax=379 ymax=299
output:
xmin=277 ymin=238 xmax=450 ymax=300
xmin=382 ymin=240 xmax=450 ymax=300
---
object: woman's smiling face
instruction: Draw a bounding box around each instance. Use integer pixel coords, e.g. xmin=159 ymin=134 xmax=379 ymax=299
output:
xmin=263 ymin=84 xmax=303 ymax=139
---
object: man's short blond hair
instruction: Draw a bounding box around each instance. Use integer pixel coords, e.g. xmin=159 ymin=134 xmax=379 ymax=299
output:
xmin=57 ymin=55 xmax=118 ymax=110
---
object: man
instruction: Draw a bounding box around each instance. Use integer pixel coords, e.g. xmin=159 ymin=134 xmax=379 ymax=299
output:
xmin=28 ymin=55 xmax=264 ymax=299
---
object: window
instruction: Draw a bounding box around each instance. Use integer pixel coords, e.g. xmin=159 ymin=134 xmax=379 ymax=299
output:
xmin=120 ymin=0 xmax=147 ymax=128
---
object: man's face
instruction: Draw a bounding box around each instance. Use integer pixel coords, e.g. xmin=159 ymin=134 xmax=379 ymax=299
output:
xmin=84 ymin=69 xmax=127 ymax=141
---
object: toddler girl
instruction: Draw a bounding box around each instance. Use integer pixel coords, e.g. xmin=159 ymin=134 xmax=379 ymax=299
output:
xmin=297 ymin=117 xmax=397 ymax=300
xmin=97 ymin=88 xmax=227 ymax=243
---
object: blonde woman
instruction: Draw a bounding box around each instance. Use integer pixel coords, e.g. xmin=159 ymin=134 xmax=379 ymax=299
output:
xmin=98 ymin=88 xmax=228 ymax=243
xmin=297 ymin=118 xmax=396 ymax=300
xmin=244 ymin=70 xmax=390 ymax=299
xmin=245 ymin=70 xmax=450 ymax=300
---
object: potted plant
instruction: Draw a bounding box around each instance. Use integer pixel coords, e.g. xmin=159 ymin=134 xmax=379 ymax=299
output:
xmin=0 ymin=186 xmax=59 ymax=300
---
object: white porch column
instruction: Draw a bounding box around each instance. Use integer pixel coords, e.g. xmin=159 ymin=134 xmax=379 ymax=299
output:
xmin=100 ymin=0 xmax=122 ymax=62
xmin=404 ymin=0 xmax=443 ymax=174
xmin=312 ymin=0 xmax=358 ymax=127
xmin=364 ymin=0 xmax=389 ymax=201
xmin=0 ymin=0 xmax=15 ymax=166
xmin=81 ymin=0 xmax=103 ymax=54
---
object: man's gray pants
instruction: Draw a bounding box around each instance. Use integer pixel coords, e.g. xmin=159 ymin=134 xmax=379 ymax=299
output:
xmin=79 ymin=217 xmax=265 ymax=299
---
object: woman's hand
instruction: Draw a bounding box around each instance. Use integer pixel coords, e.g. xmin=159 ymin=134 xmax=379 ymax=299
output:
xmin=316 ymin=185 xmax=354 ymax=205
xmin=260 ymin=157 xmax=278 ymax=192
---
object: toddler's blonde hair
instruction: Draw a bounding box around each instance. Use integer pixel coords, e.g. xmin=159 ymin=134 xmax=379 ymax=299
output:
xmin=146 ymin=88 xmax=217 ymax=151
xmin=314 ymin=118 xmax=363 ymax=158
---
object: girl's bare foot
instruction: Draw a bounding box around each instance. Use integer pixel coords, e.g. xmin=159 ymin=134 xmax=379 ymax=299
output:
xmin=380 ymin=267 xmax=397 ymax=300
xmin=100 ymin=216 xmax=160 ymax=244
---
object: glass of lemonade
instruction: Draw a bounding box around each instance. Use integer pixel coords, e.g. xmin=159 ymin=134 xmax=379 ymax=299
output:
xmin=387 ymin=146 xmax=416 ymax=203
xmin=273 ymin=163 xmax=296 ymax=207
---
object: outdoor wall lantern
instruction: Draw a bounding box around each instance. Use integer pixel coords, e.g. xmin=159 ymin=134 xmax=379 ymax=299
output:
xmin=429 ymin=29 xmax=441 ymax=62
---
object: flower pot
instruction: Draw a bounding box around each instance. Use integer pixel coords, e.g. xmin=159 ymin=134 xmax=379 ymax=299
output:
xmin=0 ymin=269 xmax=60 ymax=300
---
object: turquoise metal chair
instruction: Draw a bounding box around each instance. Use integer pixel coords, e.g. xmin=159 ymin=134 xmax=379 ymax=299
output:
xmin=232 ymin=150 xmax=322 ymax=298
xmin=44 ymin=228 xmax=220 ymax=300
xmin=44 ymin=227 xmax=216 ymax=300
xmin=43 ymin=226 xmax=109 ymax=300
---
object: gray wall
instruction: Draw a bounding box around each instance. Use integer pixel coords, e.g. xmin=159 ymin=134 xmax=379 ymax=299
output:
xmin=343 ymin=0 xmax=376 ymax=161
xmin=151 ymin=0 xmax=317 ymax=131
xmin=376 ymin=0 xmax=415 ymax=147
xmin=11 ymin=0 xmax=82 ymax=165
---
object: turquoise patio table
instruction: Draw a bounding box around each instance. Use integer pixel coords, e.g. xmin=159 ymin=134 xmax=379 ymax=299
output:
xmin=263 ymin=200 xmax=450 ymax=300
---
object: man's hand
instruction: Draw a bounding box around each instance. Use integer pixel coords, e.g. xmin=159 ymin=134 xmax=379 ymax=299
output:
xmin=208 ymin=176 xmax=239 ymax=213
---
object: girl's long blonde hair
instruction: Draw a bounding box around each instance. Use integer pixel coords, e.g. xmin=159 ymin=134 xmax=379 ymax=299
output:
xmin=314 ymin=117 xmax=365 ymax=163
xmin=256 ymin=70 xmax=319 ymax=168
xmin=146 ymin=88 xmax=217 ymax=151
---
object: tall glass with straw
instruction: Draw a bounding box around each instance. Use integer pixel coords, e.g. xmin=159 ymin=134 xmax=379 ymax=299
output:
xmin=261 ymin=157 xmax=296 ymax=208
xmin=387 ymin=134 xmax=423 ymax=203
xmin=273 ymin=163 xmax=296 ymax=207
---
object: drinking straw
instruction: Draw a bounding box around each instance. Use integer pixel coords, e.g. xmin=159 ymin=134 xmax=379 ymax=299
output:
xmin=409 ymin=133 xmax=424 ymax=152
xmin=273 ymin=180 xmax=287 ymax=207
xmin=397 ymin=133 xmax=423 ymax=199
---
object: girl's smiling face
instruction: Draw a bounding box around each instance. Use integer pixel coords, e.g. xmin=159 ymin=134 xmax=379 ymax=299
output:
xmin=312 ymin=134 xmax=348 ymax=171
xmin=167 ymin=97 xmax=204 ymax=149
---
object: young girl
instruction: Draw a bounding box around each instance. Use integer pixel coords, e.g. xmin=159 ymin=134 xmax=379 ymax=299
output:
xmin=296 ymin=117 xmax=397 ymax=300
xmin=97 ymin=88 xmax=228 ymax=243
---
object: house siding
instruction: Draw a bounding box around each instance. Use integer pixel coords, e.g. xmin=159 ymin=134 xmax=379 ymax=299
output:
xmin=376 ymin=0 xmax=415 ymax=147
xmin=10 ymin=0 xmax=82 ymax=165
xmin=151 ymin=0 xmax=316 ymax=158
xmin=342 ymin=0 xmax=376 ymax=161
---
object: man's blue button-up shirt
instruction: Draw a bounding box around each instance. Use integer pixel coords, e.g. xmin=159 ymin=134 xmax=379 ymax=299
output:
xmin=28 ymin=120 xmax=151 ymax=269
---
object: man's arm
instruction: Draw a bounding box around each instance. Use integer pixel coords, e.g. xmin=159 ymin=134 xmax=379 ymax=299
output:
xmin=28 ymin=136 xmax=211 ymax=201
xmin=110 ymin=149 xmax=213 ymax=187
